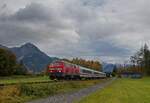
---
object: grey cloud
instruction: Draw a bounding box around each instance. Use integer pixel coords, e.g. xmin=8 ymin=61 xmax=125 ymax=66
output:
xmin=13 ymin=3 xmax=50 ymax=21
xmin=0 ymin=2 xmax=79 ymax=46
xmin=82 ymin=0 xmax=106 ymax=7
xmin=1 ymin=0 xmax=150 ymax=63
xmin=1 ymin=4 xmax=7 ymax=9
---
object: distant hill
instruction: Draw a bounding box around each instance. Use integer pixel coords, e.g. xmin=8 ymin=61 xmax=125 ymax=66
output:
xmin=0 ymin=43 xmax=58 ymax=73
xmin=0 ymin=44 xmax=9 ymax=49
xmin=102 ymin=62 xmax=116 ymax=73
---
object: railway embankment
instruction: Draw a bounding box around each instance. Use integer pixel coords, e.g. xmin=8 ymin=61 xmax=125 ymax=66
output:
xmin=27 ymin=78 xmax=115 ymax=103
xmin=0 ymin=78 xmax=110 ymax=103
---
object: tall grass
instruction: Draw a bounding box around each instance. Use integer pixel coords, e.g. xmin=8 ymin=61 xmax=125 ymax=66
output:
xmin=0 ymin=80 xmax=105 ymax=103
xmin=0 ymin=85 xmax=22 ymax=103
xmin=0 ymin=75 xmax=50 ymax=85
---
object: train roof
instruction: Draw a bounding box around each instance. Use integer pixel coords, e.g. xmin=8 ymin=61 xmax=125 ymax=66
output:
xmin=79 ymin=65 xmax=105 ymax=74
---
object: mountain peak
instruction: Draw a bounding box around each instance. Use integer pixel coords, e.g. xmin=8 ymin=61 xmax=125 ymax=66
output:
xmin=21 ymin=42 xmax=38 ymax=49
xmin=10 ymin=43 xmax=58 ymax=73
xmin=19 ymin=42 xmax=41 ymax=54
xmin=23 ymin=42 xmax=35 ymax=46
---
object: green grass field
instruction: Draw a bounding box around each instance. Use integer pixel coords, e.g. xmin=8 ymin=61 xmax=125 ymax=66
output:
xmin=78 ymin=77 xmax=150 ymax=103
xmin=0 ymin=75 xmax=51 ymax=85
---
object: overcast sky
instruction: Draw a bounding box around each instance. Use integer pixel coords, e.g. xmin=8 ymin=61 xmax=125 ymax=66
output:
xmin=0 ymin=0 xmax=150 ymax=63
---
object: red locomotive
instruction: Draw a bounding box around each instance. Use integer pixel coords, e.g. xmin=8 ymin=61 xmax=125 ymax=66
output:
xmin=48 ymin=60 xmax=106 ymax=80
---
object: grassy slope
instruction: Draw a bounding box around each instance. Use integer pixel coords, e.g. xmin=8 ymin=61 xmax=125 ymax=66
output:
xmin=0 ymin=79 xmax=106 ymax=103
xmin=0 ymin=75 xmax=51 ymax=85
xmin=78 ymin=77 xmax=150 ymax=103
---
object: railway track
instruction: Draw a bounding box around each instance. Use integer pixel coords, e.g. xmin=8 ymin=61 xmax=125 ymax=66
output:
xmin=0 ymin=80 xmax=56 ymax=87
xmin=0 ymin=78 xmax=107 ymax=87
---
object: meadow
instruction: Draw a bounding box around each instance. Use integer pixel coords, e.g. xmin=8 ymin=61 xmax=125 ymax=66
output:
xmin=0 ymin=77 xmax=106 ymax=103
xmin=78 ymin=77 xmax=150 ymax=103
xmin=0 ymin=75 xmax=51 ymax=85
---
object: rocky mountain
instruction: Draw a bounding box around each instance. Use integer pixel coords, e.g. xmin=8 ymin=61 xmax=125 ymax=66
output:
xmin=10 ymin=43 xmax=58 ymax=73
xmin=1 ymin=43 xmax=58 ymax=73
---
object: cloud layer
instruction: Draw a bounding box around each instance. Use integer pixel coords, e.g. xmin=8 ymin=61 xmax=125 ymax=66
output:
xmin=0 ymin=0 xmax=150 ymax=63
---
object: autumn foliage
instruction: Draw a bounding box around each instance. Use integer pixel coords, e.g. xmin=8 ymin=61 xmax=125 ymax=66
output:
xmin=63 ymin=58 xmax=102 ymax=71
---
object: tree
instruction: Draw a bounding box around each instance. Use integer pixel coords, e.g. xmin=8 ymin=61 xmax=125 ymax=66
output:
xmin=112 ymin=65 xmax=117 ymax=77
xmin=14 ymin=60 xmax=28 ymax=75
xmin=143 ymin=44 xmax=150 ymax=75
xmin=62 ymin=58 xmax=102 ymax=71
xmin=0 ymin=48 xmax=17 ymax=76
xmin=130 ymin=43 xmax=150 ymax=75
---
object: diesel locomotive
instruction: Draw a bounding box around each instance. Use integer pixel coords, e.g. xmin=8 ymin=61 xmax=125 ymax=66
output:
xmin=48 ymin=60 xmax=106 ymax=80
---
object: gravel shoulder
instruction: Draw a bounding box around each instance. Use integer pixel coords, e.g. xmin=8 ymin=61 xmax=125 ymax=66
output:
xmin=27 ymin=78 xmax=116 ymax=103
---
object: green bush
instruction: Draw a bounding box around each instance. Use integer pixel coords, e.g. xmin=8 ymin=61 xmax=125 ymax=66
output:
xmin=20 ymin=83 xmax=58 ymax=97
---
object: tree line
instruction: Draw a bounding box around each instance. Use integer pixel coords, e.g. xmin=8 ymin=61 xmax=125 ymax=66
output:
xmin=63 ymin=58 xmax=102 ymax=71
xmin=118 ymin=44 xmax=150 ymax=76
xmin=130 ymin=44 xmax=150 ymax=75
xmin=0 ymin=48 xmax=27 ymax=76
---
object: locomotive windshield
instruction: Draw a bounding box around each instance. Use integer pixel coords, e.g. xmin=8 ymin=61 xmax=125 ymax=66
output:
xmin=51 ymin=61 xmax=63 ymax=66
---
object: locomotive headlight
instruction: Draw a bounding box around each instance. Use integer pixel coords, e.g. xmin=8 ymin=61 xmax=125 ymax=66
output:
xmin=59 ymin=70 xmax=61 ymax=72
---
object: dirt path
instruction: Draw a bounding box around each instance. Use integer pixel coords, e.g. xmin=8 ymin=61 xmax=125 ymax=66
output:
xmin=27 ymin=78 xmax=115 ymax=103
